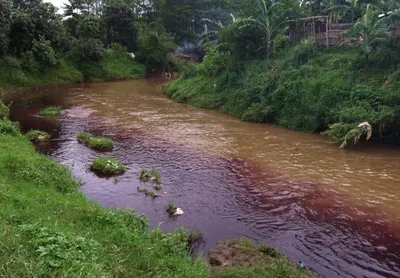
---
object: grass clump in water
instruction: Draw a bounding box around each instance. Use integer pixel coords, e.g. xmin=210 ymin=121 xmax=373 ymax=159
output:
xmin=166 ymin=201 xmax=177 ymax=216
xmin=137 ymin=187 xmax=159 ymax=198
xmin=139 ymin=168 xmax=161 ymax=184
xmin=89 ymin=157 xmax=125 ymax=175
xmin=77 ymin=132 xmax=113 ymax=151
xmin=25 ymin=130 xmax=50 ymax=142
xmin=38 ymin=106 xmax=61 ymax=116
xmin=154 ymin=184 xmax=162 ymax=191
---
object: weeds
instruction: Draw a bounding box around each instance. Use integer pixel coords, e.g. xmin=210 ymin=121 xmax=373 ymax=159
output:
xmin=89 ymin=157 xmax=125 ymax=175
xmin=154 ymin=184 xmax=162 ymax=191
xmin=38 ymin=106 xmax=61 ymax=116
xmin=137 ymin=187 xmax=159 ymax=198
xmin=185 ymin=228 xmax=205 ymax=253
xmin=139 ymin=168 xmax=161 ymax=184
xmin=166 ymin=201 xmax=177 ymax=216
xmin=77 ymin=132 xmax=113 ymax=151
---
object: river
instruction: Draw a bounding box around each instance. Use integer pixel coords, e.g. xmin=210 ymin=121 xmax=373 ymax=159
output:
xmin=4 ymin=78 xmax=400 ymax=277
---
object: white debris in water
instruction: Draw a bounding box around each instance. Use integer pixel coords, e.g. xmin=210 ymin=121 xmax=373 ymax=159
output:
xmin=174 ymin=208 xmax=184 ymax=215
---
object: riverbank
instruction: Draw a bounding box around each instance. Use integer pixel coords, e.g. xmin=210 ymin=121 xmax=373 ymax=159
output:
xmin=163 ymin=43 xmax=400 ymax=146
xmin=0 ymin=48 xmax=145 ymax=92
xmin=0 ymin=97 xmax=315 ymax=277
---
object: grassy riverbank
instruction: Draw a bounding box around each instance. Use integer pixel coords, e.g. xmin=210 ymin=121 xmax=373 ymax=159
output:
xmin=163 ymin=43 xmax=400 ymax=145
xmin=0 ymin=46 xmax=145 ymax=92
xmin=0 ymin=101 xmax=312 ymax=277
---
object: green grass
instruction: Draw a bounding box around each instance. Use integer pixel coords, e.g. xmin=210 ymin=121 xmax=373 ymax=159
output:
xmin=89 ymin=157 xmax=125 ymax=175
xmin=0 ymin=56 xmax=83 ymax=92
xmin=38 ymin=106 xmax=61 ymax=116
xmin=77 ymin=132 xmax=113 ymax=151
xmin=25 ymin=130 xmax=50 ymax=142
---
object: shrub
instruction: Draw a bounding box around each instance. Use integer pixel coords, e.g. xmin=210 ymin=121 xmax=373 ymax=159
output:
xmin=76 ymin=38 xmax=105 ymax=62
xmin=38 ymin=106 xmax=61 ymax=116
xmin=25 ymin=130 xmax=50 ymax=142
xmin=89 ymin=157 xmax=125 ymax=175
xmin=0 ymin=100 xmax=10 ymax=120
xmin=0 ymin=121 xmax=20 ymax=136
xmin=77 ymin=132 xmax=113 ymax=151
xmin=273 ymin=34 xmax=290 ymax=55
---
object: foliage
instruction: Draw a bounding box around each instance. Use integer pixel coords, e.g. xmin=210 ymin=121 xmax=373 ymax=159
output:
xmin=135 ymin=24 xmax=177 ymax=71
xmin=139 ymin=168 xmax=161 ymax=184
xmin=75 ymin=38 xmax=105 ymax=63
xmin=77 ymin=132 xmax=113 ymax=151
xmin=38 ymin=106 xmax=61 ymax=116
xmin=89 ymin=157 xmax=125 ymax=175
xmin=32 ymin=36 xmax=57 ymax=66
xmin=346 ymin=5 xmax=390 ymax=60
xmin=25 ymin=130 xmax=50 ymax=142
xmin=0 ymin=120 xmax=20 ymax=136
xmin=0 ymin=0 xmax=12 ymax=56
xmin=164 ymin=45 xmax=400 ymax=145
xmin=137 ymin=187 xmax=160 ymax=198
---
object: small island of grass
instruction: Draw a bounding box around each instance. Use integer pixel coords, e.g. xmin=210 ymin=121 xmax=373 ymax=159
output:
xmin=38 ymin=106 xmax=61 ymax=116
xmin=77 ymin=132 xmax=113 ymax=151
xmin=25 ymin=130 xmax=50 ymax=142
xmin=89 ymin=157 xmax=125 ymax=175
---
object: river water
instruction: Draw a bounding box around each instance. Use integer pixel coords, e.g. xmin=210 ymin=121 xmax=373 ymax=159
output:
xmin=4 ymin=78 xmax=400 ymax=277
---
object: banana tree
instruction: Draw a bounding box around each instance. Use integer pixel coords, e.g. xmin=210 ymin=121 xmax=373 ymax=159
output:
xmin=244 ymin=0 xmax=296 ymax=57
xmin=347 ymin=5 xmax=389 ymax=61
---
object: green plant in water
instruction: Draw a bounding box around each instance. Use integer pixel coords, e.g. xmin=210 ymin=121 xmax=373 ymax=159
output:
xmin=77 ymin=132 xmax=113 ymax=150
xmin=154 ymin=184 xmax=162 ymax=191
xmin=137 ymin=187 xmax=159 ymax=198
xmin=25 ymin=130 xmax=50 ymax=142
xmin=89 ymin=157 xmax=125 ymax=175
xmin=38 ymin=106 xmax=61 ymax=116
xmin=166 ymin=201 xmax=177 ymax=216
xmin=139 ymin=168 xmax=161 ymax=184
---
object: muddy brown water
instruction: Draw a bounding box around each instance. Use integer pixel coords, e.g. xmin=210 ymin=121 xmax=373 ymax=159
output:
xmin=4 ymin=78 xmax=400 ymax=278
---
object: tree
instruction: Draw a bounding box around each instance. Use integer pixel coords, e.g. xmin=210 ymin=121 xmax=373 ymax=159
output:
xmin=103 ymin=1 xmax=138 ymax=52
xmin=244 ymin=0 xmax=301 ymax=57
xmin=347 ymin=4 xmax=389 ymax=61
xmin=0 ymin=0 xmax=12 ymax=55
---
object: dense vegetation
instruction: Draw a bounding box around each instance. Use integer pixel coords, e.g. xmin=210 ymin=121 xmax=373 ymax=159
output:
xmin=164 ymin=0 xmax=400 ymax=145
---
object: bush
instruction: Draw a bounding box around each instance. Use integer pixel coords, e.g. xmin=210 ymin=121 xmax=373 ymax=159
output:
xmin=77 ymin=132 xmax=113 ymax=151
xmin=89 ymin=157 xmax=125 ymax=175
xmin=0 ymin=121 xmax=20 ymax=136
xmin=38 ymin=106 xmax=61 ymax=116
xmin=32 ymin=36 xmax=57 ymax=66
xmin=76 ymin=38 xmax=105 ymax=63
xmin=273 ymin=34 xmax=290 ymax=55
xmin=135 ymin=24 xmax=176 ymax=71
xmin=0 ymin=100 xmax=10 ymax=120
